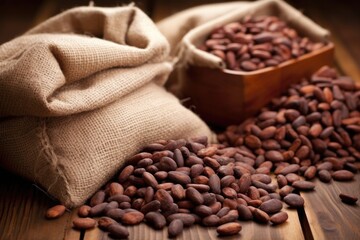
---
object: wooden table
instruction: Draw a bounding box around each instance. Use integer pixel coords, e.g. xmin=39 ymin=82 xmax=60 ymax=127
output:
xmin=1 ymin=170 xmax=359 ymax=240
xmin=0 ymin=0 xmax=359 ymax=239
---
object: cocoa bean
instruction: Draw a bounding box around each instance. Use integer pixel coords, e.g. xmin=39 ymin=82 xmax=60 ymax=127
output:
xmin=73 ymin=218 xmax=96 ymax=229
xmin=168 ymin=219 xmax=183 ymax=237
xmin=253 ymin=209 xmax=270 ymax=223
xmin=259 ymin=199 xmax=283 ymax=214
xmin=283 ymin=193 xmax=305 ymax=208
xmin=78 ymin=205 xmax=91 ymax=217
xmin=108 ymin=223 xmax=129 ymax=239
xmin=339 ymin=193 xmax=358 ymax=205
xmin=167 ymin=213 xmax=195 ymax=227
xmin=332 ymin=170 xmax=354 ymax=181
xmin=216 ymin=222 xmax=242 ymax=236
xmin=292 ymin=180 xmax=315 ymax=191
xmin=270 ymin=211 xmax=288 ymax=225
xmin=45 ymin=205 xmax=66 ymax=219
xmin=186 ymin=187 xmax=204 ymax=205
xmin=145 ymin=212 xmax=167 ymax=229
xmin=121 ymin=211 xmax=144 ymax=225
xmin=155 ymin=189 xmax=174 ymax=211
xmin=202 ymin=215 xmax=220 ymax=227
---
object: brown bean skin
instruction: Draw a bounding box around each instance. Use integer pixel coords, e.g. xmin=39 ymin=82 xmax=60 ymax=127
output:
xmin=73 ymin=218 xmax=96 ymax=229
xmin=46 ymin=205 xmax=66 ymax=219
xmin=108 ymin=223 xmax=129 ymax=239
xmin=217 ymin=222 xmax=242 ymax=236
xmin=284 ymin=194 xmax=305 ymax=208
xmin=270 ymin=211 xmax=289 ymax=225
xmin=168 ymin=219 xmax=183 ymax=238
xmin=339 ymin=193 xmax=358 ymax=205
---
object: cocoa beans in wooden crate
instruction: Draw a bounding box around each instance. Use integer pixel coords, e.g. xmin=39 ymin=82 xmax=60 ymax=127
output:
xmin=179 ymin=0 xmax=334 ymax=126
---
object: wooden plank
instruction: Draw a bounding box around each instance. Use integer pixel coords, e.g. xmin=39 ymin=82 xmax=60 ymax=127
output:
xmin=300 ymin=174 xmax=360 ymax=240
xmin=64 ymin=207 xmax=84 ymax=240
xmin=0 ymin=170 xmax=81 ymax=240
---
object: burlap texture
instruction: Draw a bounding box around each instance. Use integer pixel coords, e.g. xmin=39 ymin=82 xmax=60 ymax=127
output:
xmin=157 ymin=0 xmax=330 ymax=95
xmin=0 ymin=6 xmax=213 ymax=207
xmin=156 ymin=1 xmax=251 ymax=57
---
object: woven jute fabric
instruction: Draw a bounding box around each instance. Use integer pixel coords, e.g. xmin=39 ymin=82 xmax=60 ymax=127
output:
xmin=157 ymin=0 xmax=330 ymax=96
xmin=0 ymin=6 xmax=213 ymax=207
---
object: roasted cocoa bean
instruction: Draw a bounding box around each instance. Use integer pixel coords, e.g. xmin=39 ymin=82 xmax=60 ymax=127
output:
xmin=167 ymin=213 xmax=195 ymax=227
xmin=78 ymin=205 xmax=91 ymax=217
xmin=339 ymin=193 xmax=358 ymax=205
xmin=73 ymin=218 xmax=96 ymax=229
xmin=155 ymin=189 xmax=174 ymax=211
xmin=108 ymin=223 xmax=129 ymax=239
xmin=98 ymin=217 xmax=116 ymax=230
xmin=332 ymin=170 xmax=354 ymax=181
xmin=270 ymin=211 xmax=288 ymax=225
xmin=259 ymin=199 xmax=283 ymax=214
xmin=292 ymin=180 xmax=316 ymax=191
xmin=168 ymin=219 xmax=183 ymax=237
xmin=216 ymin=222 xmax=242 ymax=236
xmin=283 ymin=194 xmax=305 ymax=208
xmin=121 ymin=211 xmax=144 ymax=225
xmin=46 ymin=205 xmax=66 ymax=219
xmin=145 ymin=212 xmax=167 ymax=229
xmin=253 ymin=209 xmax=270 ymax=223
xmin=89 ymin=202 xmax=107 ymax=217
xmin=90 ymin=191 xmax=105 ymax=207
xmin=237 ymin=205 xmax=253 ymax=220
xmin=186 ymin=187 xmax=204 ymax=205
xmin=202 ymin=214 xmax=220 ymax=227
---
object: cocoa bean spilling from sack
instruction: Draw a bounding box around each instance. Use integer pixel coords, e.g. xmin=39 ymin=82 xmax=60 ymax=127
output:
xmin=198 ymin=15 xmax=328 ymax=71
xmin=62 ymin=135 xmax=298 ymax=238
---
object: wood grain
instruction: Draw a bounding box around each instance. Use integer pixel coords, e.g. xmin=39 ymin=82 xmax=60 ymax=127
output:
xmin=300 ymin=174 xmax=360 ymax=240
xmin=0 ymin=170 xmax=81 ymax=240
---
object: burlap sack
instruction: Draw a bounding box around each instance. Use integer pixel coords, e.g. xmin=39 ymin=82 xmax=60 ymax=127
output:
xmin=157 ymin=0 xmax=330 ymax=95
xmin=156 ymin=1 xmax=251 ymax=57
xmin=0 ymin=6 xmax=213 ymax=207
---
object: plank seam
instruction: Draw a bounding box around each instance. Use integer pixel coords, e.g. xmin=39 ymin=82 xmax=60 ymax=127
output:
xmin=295 ymin=189 xmax=314 ymax=240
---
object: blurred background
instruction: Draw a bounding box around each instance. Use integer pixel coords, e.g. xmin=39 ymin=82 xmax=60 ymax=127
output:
xmin=0 ymin=0 xmax=359 ymax=80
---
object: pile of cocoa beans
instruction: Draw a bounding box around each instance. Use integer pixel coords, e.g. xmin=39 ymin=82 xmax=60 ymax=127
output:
xmin=46 ymin=66 xmax=359 ymax=239
xmin=68 ymin=136 xmax=292 ymax=238
xmin=218 ymin=65 xmax=360 ymax=181
xmin=198 ymin=15 xmax=327 ymax=71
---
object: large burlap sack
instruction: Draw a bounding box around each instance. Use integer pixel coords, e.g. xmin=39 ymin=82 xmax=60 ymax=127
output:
xmin=157 ymin=0 xmax=330 ymax=95
xmin=0 ymin=6 xmax=213 ymax=207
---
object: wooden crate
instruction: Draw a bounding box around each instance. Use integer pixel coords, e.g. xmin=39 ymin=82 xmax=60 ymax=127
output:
xmin=183 ymin=44 xmax=334 ymax=127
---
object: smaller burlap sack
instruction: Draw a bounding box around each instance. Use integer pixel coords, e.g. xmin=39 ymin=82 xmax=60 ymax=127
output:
xmin=156 ymin=1 xmax=252 ymax=57
xmin=157 ymin=0 xmax=330 ymax=95
xmin=0 ymin=6 xmax=212 ymax=207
